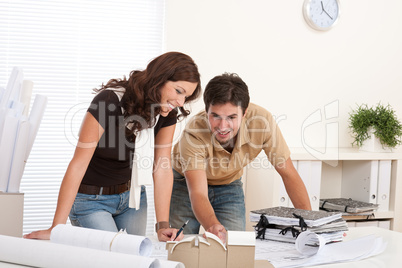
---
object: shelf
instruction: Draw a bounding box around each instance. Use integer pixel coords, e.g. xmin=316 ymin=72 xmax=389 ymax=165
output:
xmin=290 ymin=147 xmax=402 ymax=161
xmin=342 ymin=211 xmax=394 ymax=221
xmin=244 ymin=147 xmax=402 ymax=232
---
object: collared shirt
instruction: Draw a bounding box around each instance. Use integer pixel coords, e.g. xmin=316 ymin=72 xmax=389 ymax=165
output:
xmin=172 ymin=103 xmax=290 ymax=185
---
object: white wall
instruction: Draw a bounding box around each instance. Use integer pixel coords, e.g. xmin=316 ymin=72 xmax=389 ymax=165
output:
xmin=165 ymin=0 xmax=402 ymax=149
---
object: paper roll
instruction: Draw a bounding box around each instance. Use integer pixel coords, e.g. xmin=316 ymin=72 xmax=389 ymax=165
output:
xmin=20 ymin=80 xmax=33 ymax=117
xmin=51 ymin=224 xmax=153 ymax=257
xmin=26 ymin=94 xmax=47 ymax=159
xmin=295 ymin=231 xmax=326 ymax=256
xmin=0 ymin=234 xmax=160 ymax=268
xmin=0 ymin=87 xmax=5 ymax=104
xmin=1 ymin=67 xmax=23 ymax=109
xmin=0 ymin=113 xmax=19 ymax=192
xmin=7 ymin=118 xmax=30 ymax=193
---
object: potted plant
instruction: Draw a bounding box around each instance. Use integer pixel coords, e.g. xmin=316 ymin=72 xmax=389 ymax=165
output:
xmin=349 ymin=103 xmax=402 ymax=152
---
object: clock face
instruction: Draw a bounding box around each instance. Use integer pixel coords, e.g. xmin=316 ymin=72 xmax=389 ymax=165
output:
xmin=303 ymin=0 xmax=340 ymax=30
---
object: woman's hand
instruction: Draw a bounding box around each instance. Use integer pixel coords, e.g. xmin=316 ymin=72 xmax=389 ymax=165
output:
xmin=157 ymin=228 xmax=184 ymax=242
xmin=23 ymin=228 xmax=52 ymax=240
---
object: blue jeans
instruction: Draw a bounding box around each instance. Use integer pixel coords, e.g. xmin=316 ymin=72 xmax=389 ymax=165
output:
xmin=69 ymin=186 xmax=147 ymax=235
xmin=169 ymin=169 xmax=245 ymax=234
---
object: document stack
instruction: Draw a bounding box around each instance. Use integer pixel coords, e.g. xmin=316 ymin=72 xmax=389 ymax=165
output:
xmin=319 ymin=197 xmax=379 ymax=220
xmin=320 ymin=198 xmax=379 ymax=213
xmin=0 ymin=67 xmax=47 ymax=193
xmin=250 ymin=206 xmax=348 ymax=244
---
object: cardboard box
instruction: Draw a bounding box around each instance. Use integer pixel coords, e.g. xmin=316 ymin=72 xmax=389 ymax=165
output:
xmin=199 ymin=233 xmax=227 ymax=268
xmin=0 ymin=192 xmax=24 ymax=237
xmin=167 ymin=231 xmax=260 ymax=268
xmin=227 ymin=231 xmax=255 ymax=268
xmin=166 ymin=236 xmax=199 ymax=266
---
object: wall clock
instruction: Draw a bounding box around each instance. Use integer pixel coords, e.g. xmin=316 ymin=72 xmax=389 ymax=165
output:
xmin=303 ymin=0 xmax=340 ymax=31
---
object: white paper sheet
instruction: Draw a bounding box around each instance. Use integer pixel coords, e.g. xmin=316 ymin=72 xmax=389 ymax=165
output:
xmin=295 ymin=231 xmax=326 ymax=256
xmin=51 ymin=224 xmax=153 ymax=257
xmin=255 ymin=231 xmax=386 ymax=268
xmin=0 ymin=234 xmax=185 ymax=268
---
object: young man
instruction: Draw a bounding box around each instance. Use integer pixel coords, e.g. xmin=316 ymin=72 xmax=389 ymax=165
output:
xmin=170 ymin=73 xmax=311 ymax=242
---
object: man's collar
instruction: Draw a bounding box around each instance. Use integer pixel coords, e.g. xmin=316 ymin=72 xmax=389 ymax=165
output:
xmin=237 ymin=117 xmax=251 ymax=147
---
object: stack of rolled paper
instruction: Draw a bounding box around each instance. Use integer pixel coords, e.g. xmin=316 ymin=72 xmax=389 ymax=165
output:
xmin=0 ymin=67 xmax=47 ymax=193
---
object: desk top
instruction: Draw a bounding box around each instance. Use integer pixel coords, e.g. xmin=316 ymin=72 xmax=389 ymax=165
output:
xmin=0 ymin=227 xmax=400 ymax=267
xmin=312 ymin=226 xmax=402 ymax=267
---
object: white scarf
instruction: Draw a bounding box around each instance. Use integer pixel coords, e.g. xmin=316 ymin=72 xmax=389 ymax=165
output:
xmin=113 ymin=89 xmax=158 ymax=210
xmin=129 ymin=114 xmax=159 ymax=209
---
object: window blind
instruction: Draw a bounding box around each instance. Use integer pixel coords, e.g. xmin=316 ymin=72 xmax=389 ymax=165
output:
xmin=0 ymin=0 xmax=164 ymax=236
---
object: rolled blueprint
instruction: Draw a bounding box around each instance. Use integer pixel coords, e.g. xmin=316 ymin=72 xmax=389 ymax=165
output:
xmin=0 ymin=234 xmax=184 ymax=268
xmin=7 ymin=118 xmax=30 ymax=192
xmin=20 ymin=80 xmax=33 ymax=117
xmin=26 ymin=94 xmax=47 ymax=159
xmin=0 ymin=113 xmax=19 ymax=192
xmin=0 ymin=67 xmax=23 ymax=110
xmin=51 ymin=224 xmax=153 ymax=257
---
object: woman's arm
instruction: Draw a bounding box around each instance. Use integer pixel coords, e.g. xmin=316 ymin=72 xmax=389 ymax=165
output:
xmin=24 ymin=112 xmax=104 ymax=239
xmin=153 ymin=124 xmax=182 ymax=241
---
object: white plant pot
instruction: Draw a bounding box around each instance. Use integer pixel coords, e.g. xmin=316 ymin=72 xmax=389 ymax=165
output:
xmin=359 ymin=128 xmax=392 ymax=152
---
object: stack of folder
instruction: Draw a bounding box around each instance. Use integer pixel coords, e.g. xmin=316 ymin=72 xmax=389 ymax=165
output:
xmin=319 ymin=198 xmax=379 ymax=213
xmin=319 ymin=197 xmax=379 ymax=220
xmin=250 ymin=206 xmax=348 ymax=244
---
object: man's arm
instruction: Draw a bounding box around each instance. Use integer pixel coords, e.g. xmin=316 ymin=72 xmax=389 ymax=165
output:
xmin=275 ymin=157 xmax=312 ymax=210
xmin=184 ymin=169 xmax=227 ymax=242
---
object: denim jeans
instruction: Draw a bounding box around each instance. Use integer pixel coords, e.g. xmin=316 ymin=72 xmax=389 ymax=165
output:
xmin=69 ymin=186 xmax=147 ymax=235
xmin=169 ymin=169 xmax=245 ymax=234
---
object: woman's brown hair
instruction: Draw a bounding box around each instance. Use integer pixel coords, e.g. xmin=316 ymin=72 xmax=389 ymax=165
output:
xmin=96 ymin=52 xmax=201 ymax=134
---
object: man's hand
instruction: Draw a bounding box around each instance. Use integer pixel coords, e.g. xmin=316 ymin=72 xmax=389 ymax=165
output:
xmin=205 ymin=223 xmax=227 ymax=243
xmin=23 ymin=228 xmax=52 ymax=240
xmin=157 ymin=228 xmax=184 ymax=242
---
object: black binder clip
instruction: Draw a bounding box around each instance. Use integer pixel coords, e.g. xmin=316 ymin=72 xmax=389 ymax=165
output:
xmin=254 ymin=214 xmax=276 ymax=240
xmin=279 ymin=226 xmax=300 ymax=238
xmin=292 ymin=213 xmax=308 ymax=232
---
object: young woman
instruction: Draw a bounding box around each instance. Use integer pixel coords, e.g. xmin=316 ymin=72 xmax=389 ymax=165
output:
xmin=24 ymin=52 xmax=201 ymax=241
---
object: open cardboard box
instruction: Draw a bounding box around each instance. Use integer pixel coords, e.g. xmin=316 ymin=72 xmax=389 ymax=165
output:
xmin=166 ymin=231 xmax=272 ymax=268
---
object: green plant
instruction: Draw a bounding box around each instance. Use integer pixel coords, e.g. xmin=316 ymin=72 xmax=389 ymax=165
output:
xmin=349 ymin=103 xmax=402 ymax=148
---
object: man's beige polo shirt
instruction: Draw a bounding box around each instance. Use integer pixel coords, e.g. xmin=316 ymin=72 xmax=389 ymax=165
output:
xmin=172 ymin=103 xmax=290 ymax=185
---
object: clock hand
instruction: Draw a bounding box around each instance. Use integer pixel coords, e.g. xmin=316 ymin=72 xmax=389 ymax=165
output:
xmin=323 ymin=9 xmax=333 ymax=20
xmin=320 ymin=1 xmax=324 ymax=14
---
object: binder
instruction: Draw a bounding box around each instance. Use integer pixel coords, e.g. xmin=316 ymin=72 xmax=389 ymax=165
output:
xmin=276 ymin=171 xmax=290 ymax=207
xmin=341 ymin=160 xmax=378 ymax=204
xmin=274 ymin=160 xmax=295 ymax=207
xmin=377 ymin=160 xmax=391 ymax=211
xmin=250 ymin=206 xmax=343 ymax=227
xmin=244 ymin=152 xmax=279 ymax=210
xmin=320 ymin=198 xmax=378 ymax=213
xmin=297 ymin=161 xmax=322 ymax=211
